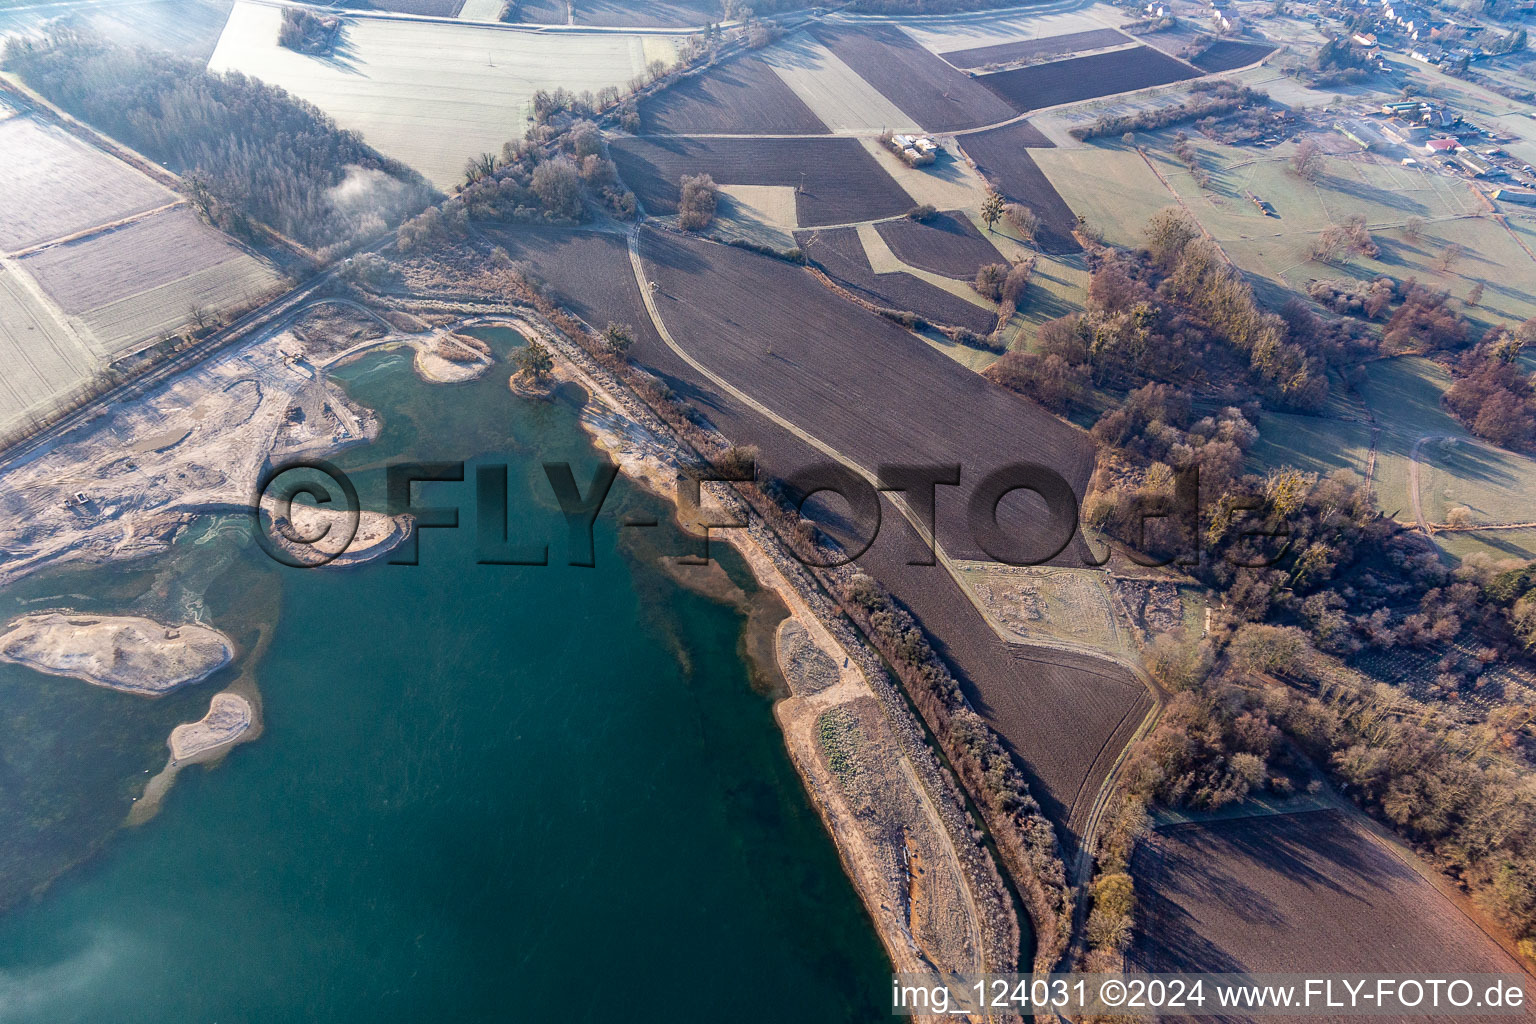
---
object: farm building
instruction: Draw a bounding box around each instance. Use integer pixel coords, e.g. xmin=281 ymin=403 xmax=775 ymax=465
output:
xmin=1425 ymin=137 xmax=1459 ymax=154
xmin=1381 ymin=119 xmax=1429 ymax=145
xmin=887 ymin=133 xmax=938 ymax=166
xmin=1336 ymin=121 xmax=1375 ymax=150
xmin=1455 ymin=152 xmax=1491 ymax=176
xmin=1494 ymin=187 xmax=1536 ymax=205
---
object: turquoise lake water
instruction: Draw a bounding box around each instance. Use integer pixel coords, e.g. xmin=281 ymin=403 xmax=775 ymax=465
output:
xmin=0 ymin=329 xmax=889 ymax=1021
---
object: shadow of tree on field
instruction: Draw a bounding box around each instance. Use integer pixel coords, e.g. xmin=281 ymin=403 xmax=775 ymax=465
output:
xmin=1132 ymin=810 xmax=1417 ymax=976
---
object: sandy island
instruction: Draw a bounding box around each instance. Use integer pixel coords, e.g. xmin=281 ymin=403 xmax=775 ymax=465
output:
xmin=413 ymin=331 xmax=495 ymax=383
xmin=261 ymin=503 xmax=412 ymax=567
xmin=0 ymin=612 xmax=233 ymax=695
xmin=169 ymin=691 xmax=253 ymax=760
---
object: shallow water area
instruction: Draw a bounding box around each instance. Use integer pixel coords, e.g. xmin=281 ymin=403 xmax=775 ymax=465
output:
xmin=0 ymin=327 xmax=888 ymax=1022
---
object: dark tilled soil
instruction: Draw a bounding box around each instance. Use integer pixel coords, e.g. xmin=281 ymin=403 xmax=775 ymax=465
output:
xmin=478 ymin=225 xmax=666 ymax=352
xmin=939 ymin=28 xmax=1129 ymax=70
xmin=367 ymin=0 xmax=464 ymax=14
xmin=811 ymin=23 xmax=1020 ymax=133
xmin=610 ymin=136 xmax=912 ymax=227
xmin=873 ymin=211 xmax=1006 ymax=280
xmin=639 ymin=54 xmax=828 ymax=135
xmin=1133 ymin=809 xmax=1526 ymax=1017
xmin=976 ymin=45 xmax=1198 ymax=112
xmin=514 ymin=0 xmax=737 ymax=26
xmin=472 ymin=224 xmax=1148 ymax=849
xmin=1190 ymin=39 xmax=1277 ymax=73
xmin=955 ymin=124 xmax=1080 ymax=254
xmin=794 ymin=226 xmax=999 ymax=335
xmin=635 ymin=229 xmax=1146 ymax=846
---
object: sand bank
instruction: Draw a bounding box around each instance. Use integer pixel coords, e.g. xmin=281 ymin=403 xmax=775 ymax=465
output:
xmin=169 ymin=691 xmax=253 ymax=761
xmin=0 ymin=612 xmax=233 ymax=694
xmin=413 ymin=332 xmax=494 ymax=383
xmin=261 ymin=503 xmax=412 ymax=567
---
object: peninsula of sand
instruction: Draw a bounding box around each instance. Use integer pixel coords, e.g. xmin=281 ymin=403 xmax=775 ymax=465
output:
xmin=0 ymin=612 xmax=234 ymax=695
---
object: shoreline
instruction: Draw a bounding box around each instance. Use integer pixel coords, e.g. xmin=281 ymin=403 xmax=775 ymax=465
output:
xmin=0 ymin=612 xmax=235 ymax=695
xmin=499 ymin=311 xmax=1022 ymax=1014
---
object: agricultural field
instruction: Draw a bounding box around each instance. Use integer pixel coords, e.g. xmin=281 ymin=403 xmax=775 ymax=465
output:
xmin=371 ymin=0 xmax=465 ymax=15
xmin=1038 ymin=132 xmax=1536 ymax=329
xmin=622 ymin=227 xmax=1146 ymax=841
xmin=0 ymin=263 xmax=96 ymax=436
xmin=1247 ymin=357 xmax=1536 ymax=563
xmin=893 ymin=5 xmax=1127 ymax=59
xmin=712 ymin=185 xmax=800 ymax=248
xmin=636 ymin=225 xmax=1096 ymax=556
xmin=209 ymin=1 xmax=683 ymax=189
xmin=873 ymin=212 xmax=1005 ymax=280
xmin=19 ymin=208 xmax=282 ymax=354
xmin=956 ymin=562 xmax=1130 ymax=655
xmin=976 ymin=45 xmax=1198 ymax=112
xmin=0 ymin=0 xmax=233 ymax=59
xmin=939 ymin=28 xmax=1130 ymax=71
xmin=457 ymin=0 xmax=505 ymax=20
xmin=810 ymin=23 xmax=1019 ymax=132
xmin=609 ymin=136 xmax=911 ymax=227
xmin=1188 ymin=39 xmax=1276 ymax=73
xmin=0 ymin=116 xmax=173 ymax=254
xmin=1133 ymin=809 xmax=1526 ymax=977
xmin=955 ymin=122 xmax=1081 ymax=254
xmin=476 ymin=226 xmax=668 ymax=353
xmin=638 ymin=54 xmax=828 ymax=135
xmin=795 ymin=226 xmax=999 ymax=335
xmin=522 ymin=0 xmax=727 ymax=28
xmin=759 ymin=35 xmax=918 ymax=134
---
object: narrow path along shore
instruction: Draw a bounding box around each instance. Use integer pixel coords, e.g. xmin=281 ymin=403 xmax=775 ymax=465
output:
xmin=480 ymin=310 xmax=1016 ymax=1019
xmin=625 ymin=225 xmax=1162 ymax=938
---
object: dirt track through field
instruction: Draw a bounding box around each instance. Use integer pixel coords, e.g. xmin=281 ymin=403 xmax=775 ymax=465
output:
xmin=624 ymin=225 xmax=1152 ymax=850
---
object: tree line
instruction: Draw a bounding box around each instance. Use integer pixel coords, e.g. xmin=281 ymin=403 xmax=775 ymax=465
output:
xmin=3 ymin=30 xmax=434 ymax=254
xmin=989 ymin=207 xmax=1536 ymax=966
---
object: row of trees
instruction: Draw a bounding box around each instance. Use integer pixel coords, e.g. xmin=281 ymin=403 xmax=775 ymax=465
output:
xmin=4 ymin=30 xmax=434 ymax=253
xmin=1070 ymin=82 xmax=1266 ymax=142
xmin=400 ymin=120 xmax=640 ymax=248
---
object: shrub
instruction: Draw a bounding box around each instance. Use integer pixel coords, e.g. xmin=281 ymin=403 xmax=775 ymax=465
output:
xmin=973 ymin=262 xmax=1007 ymax=301
xmin=678 ymin=173 xmax=719 ymax=231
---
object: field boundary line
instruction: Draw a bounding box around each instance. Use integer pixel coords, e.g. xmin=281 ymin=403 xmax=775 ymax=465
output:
xmin=630 ymin=223 xmax=1166 ymax=969
xmin=471 ymin=308 xmax=1002 ymax=997
xmin=4 ymin=200 xmax=186 ymax=260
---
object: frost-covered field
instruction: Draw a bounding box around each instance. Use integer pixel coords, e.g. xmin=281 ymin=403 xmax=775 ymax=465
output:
xmin=0 ymin=263 xmax=95 ymax=435
xmin=0 ymin=117 xmax=173 ymax=253
xmin=20 ymin=208 xmax=282 ymax=354
xmin=0 ymin=108 xmax=280 ymax=431
xmin=209 ymin=2 xmax=683 ymax=189
xmin=887 ymin=4 xmax=1127 ymax=57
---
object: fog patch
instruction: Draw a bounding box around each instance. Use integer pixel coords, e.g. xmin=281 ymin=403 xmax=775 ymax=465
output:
xmin=326 ymin=165 xmax=425 ymax=242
